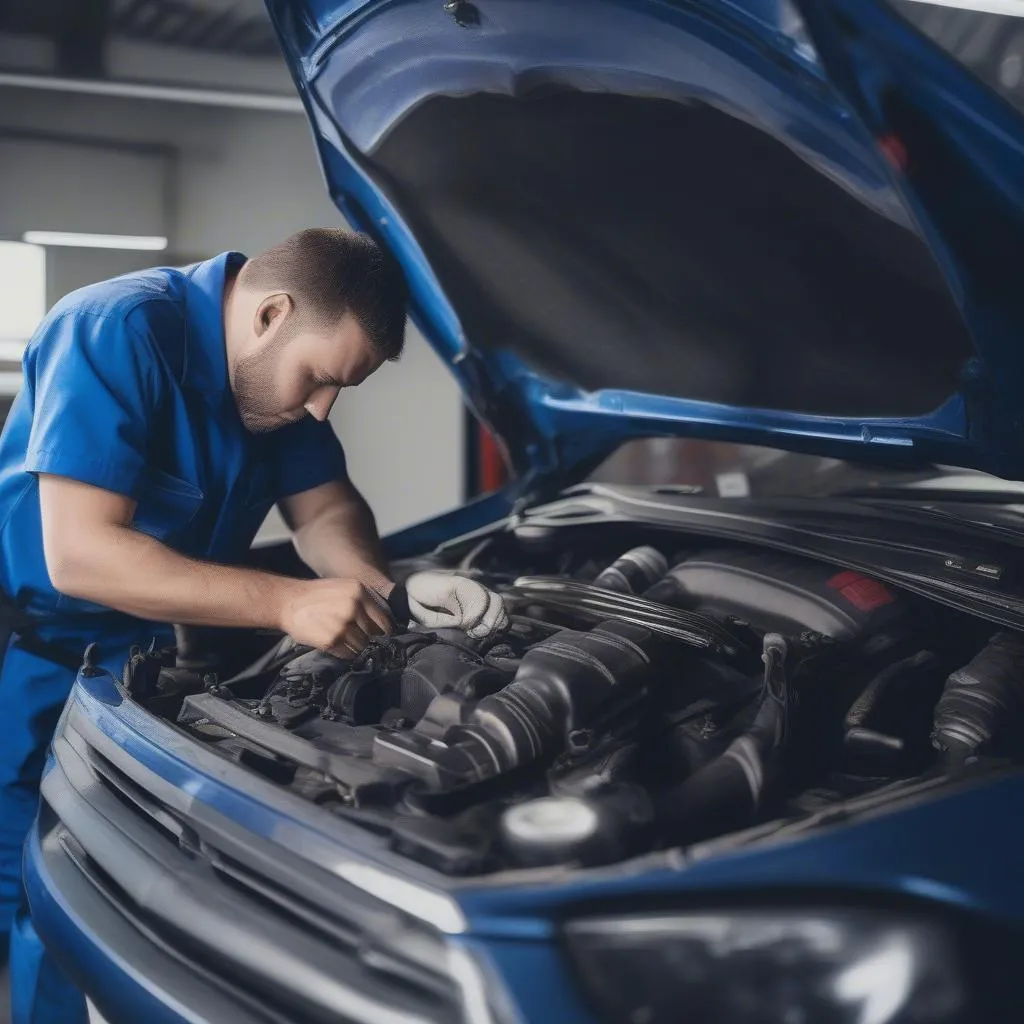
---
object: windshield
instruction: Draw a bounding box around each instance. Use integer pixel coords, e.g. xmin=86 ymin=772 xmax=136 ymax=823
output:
xmin=587 ymin=438 xmax=1024 ymax=498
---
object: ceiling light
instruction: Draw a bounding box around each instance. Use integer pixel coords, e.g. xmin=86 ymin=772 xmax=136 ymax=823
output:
xmin=22 ymin=231 xmax=168 ymax=251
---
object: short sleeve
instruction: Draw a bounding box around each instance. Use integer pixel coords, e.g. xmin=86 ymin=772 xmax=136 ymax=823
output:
xmin=24 ymin=310 xmax=162 ymax=498
xmin=266 ymin=415 xmax=348 ymax=500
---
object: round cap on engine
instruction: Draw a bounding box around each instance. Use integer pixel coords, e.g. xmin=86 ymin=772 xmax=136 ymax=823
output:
xmin=500 ymin=796 xmax=600 ymax=852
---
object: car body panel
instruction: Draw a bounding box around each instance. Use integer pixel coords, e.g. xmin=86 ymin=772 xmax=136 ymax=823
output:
xmin=264 ymin=0 xmax=1024 ymax=495
xmin=27 ymin=662 xmax=1024 ymax=1023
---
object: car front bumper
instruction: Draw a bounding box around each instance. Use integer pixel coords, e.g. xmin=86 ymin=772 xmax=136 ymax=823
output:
xmin=24 ymin=671 xmax=597 ymax=1024
xmin=27 ymin=666 xmax=1024 ymax=1024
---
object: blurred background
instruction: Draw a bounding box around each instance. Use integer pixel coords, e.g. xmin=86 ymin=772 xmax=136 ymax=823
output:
xmin=0 ymin=0 xmax=468 ymax=543
xmin=0 ymin=0 xmax=1020 ymax=539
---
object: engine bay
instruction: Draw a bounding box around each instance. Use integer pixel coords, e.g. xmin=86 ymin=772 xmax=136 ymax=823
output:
xmin=120 ymin=529 xmax=1024 ymax=876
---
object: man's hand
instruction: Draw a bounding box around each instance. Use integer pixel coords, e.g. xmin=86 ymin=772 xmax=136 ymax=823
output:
xmin=399 ymin=572 xmax=508 ymax=639
xmin=279 ymin=578 xmax=394 ymax=656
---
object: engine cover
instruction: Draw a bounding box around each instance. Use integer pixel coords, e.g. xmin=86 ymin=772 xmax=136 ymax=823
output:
xmin=373 ymin=620 xmax=658 ymax=789
xmin=649 ymin=548 xmax=908 ymax=652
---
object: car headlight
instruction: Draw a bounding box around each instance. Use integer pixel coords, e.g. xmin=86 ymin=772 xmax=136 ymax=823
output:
xmin=564 ymin=907 xmax=968 ymax=1024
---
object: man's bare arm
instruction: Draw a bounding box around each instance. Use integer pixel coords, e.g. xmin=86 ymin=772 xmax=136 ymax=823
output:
xmin=279 ymin=479 xmax=393 ymax=597
xmin=39 ymin=474 xmax=391 ymax=653
xmin=279 ymin=479 xmax=510 ymax=640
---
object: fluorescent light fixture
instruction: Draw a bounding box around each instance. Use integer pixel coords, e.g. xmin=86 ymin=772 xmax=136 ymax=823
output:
xmin=0 ymin=242 xmax=45 ymax=343
xmin=22 ymin=231 xmax=168 ymax=251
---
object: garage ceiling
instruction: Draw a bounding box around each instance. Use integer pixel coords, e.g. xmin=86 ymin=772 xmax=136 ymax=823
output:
xmin=110 ymin=0 xmax=280 ymax=57
xmin=0 ymin=0 xmax=280 ymax=71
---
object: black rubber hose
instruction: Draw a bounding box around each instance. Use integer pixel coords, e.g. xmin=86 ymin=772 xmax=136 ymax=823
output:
xmin=510 ymin=577 xmax=727 ymax=628
xmin=845 ymin=651 xmax=936 ymax=733
xmin=651 ymin=750 xmax=759 ymax=843
xmin=593 ymin=547 xmax=669 ymax=594
xmin=505 ymin=595 xmax=725 ymax=652
xmin=506 ymin=577 xmax=754 ymax=658
xmin=456 ymin=619 xmax=656 ymax=776
xmin=652 ymin=635 xmax=789 ymax=842
xmin=933 ymin=631 xmax=1024 ymax=766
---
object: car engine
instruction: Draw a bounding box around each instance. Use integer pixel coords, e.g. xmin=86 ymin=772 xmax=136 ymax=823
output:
xmin=122 ymin=535 xmax=1022 ymax=876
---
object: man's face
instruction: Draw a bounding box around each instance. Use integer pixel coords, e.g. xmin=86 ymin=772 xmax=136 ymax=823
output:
xmin=230 ymin=303 xmax=384 ymax=434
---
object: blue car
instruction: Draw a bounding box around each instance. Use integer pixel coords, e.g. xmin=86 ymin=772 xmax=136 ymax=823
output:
xmin=26 ymin=1 xmax=1024 ymax=1021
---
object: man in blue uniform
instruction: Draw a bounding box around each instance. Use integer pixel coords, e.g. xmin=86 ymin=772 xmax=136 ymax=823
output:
xmin=0 ymin=227 xmax=507 ymax=1023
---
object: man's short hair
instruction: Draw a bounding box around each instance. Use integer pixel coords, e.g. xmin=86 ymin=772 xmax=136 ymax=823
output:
xmin=239 ymin=228 xmax=408 ymax=360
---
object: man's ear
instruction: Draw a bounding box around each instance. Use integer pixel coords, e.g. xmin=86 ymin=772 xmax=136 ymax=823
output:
xmin=254 ymin=292 xmax=294 ymax=337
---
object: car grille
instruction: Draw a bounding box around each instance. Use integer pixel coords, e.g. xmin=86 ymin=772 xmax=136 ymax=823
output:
xmin=41 ymin=698 xmax=466 ymax=1024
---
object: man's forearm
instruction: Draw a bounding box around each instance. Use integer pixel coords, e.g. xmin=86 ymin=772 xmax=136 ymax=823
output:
xmin=291 ymin=498 xmax=393 ymax=596
xmin=49 ymin=523 xmax=300 ymax=629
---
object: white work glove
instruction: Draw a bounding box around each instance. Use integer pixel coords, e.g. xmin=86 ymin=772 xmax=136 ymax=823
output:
xmin=391 ymin=572 xmax=509 ymax=639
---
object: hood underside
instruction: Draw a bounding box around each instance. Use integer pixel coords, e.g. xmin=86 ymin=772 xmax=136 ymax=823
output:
xmin=265 ymin=0 xmax=1024 ymax=490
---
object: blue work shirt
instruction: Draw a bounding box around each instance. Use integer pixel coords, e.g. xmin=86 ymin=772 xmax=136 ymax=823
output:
xmin=0 ymin=251 xmax=347 ymax=643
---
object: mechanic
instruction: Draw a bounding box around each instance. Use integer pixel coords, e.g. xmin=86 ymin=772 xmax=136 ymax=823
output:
xmin=0 ymin=228 xmax=508 ymax=1024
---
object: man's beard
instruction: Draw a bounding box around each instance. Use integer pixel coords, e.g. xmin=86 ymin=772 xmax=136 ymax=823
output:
xmin=231 ymin=336 xmax=296 ymax=434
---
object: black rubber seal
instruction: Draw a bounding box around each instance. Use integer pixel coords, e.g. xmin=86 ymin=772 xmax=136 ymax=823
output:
xmin=387 ymin=584 xmax=411 ymax=626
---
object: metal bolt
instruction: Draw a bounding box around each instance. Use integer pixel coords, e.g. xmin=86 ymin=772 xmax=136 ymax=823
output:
xmin=443 ymin=0 xmax=480 ymax=27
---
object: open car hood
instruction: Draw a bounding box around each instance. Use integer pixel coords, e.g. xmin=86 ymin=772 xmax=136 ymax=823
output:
xmin=265 ymin=0 xmax=1024 ymax=498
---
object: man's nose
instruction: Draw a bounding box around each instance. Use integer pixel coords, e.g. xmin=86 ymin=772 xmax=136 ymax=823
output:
xmin=304 ymin=386 xmax=340 ymax=422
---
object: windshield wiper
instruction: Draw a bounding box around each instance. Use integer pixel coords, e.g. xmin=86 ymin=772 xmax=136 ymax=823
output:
xmin=823 ymin=495 xmax=1024 ymax=548
xmin=833 ymin=486 xmax=1024 ymax=504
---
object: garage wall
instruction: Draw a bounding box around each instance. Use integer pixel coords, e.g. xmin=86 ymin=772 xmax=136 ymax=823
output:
xmin=0 ymin=85 xmax=464 ymax=538
xmin=0 ymin=30 xmax=297 ymax=93
xmin=0 ymin=135 xmax=168 ymax=239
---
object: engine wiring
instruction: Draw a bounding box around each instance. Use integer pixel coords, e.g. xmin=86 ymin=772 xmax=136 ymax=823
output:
xmin=504 ymin=575 xmax=757 ymax=660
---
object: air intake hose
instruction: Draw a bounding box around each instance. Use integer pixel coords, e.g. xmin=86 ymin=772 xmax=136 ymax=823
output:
xmin=653 ymin=634 xmax=789 ymax=842
xmin=373 ymin=619 xmax=659 ymax=788
xmin=453 ymin=619 xmax=656 ymax=780
xmin=593 ymin=547 xmax=668 ymax=594
xmin=932 ymin=631 xmax=1024 ymax=766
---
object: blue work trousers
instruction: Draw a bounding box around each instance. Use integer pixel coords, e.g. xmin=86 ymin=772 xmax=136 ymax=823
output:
xmin=0 ymin=636 xmax=127 ymax=1024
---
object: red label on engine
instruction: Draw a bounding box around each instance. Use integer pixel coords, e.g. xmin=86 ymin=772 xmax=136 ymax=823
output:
xmin=826 ymin=570 xmax=895 ymax=613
